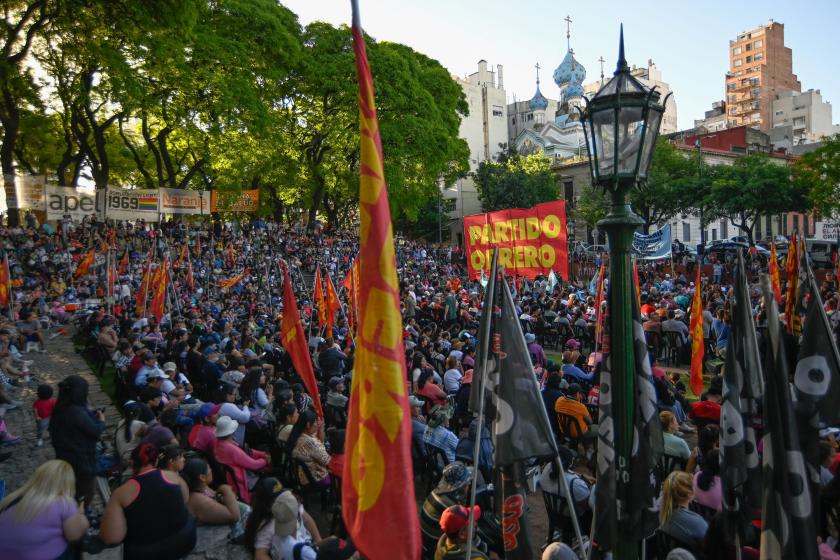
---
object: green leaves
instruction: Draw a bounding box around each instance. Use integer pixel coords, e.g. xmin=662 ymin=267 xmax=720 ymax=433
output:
xmin=474 ymin=145 xmax=558 ymax=212
xmin=794 ymin=133 xmax=840 ymax=218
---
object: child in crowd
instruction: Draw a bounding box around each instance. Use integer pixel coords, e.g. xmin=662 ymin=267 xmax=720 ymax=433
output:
xmin=33 ymin=383 xmax=56 ymax=447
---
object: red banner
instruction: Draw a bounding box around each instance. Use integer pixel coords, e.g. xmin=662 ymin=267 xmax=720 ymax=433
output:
xmin=463 ymin=200 xmax=568 ymax=280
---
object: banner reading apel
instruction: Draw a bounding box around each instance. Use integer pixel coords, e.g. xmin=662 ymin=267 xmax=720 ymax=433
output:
xmin=45 ymin=186 xmax=99 ymax=221
xmin=159 ymin=188 xmax=210 ymax=215
xmin=102 ymin=188 xmax=160 ymax=221
xmin=464 ymin=200 xmax=568 ymax=280
xmin=210 ymin=189 xmax=259 ymax=213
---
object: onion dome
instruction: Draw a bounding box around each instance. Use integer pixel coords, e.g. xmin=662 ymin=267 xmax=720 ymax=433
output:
xmin=553 ymin=50 xmax=586 ymax=88
xmin=529 ymin=84 xmax=549 ymax=111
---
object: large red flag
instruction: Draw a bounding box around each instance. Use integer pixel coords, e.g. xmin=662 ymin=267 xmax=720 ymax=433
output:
xmin=173 ymin=244 xmax=188 ymax=269
xmin=769 ymin=242 xmax=782 ymax=305
xmin=148 ymin=259 xmax=168 ymax=323
xmin=689 ymin=266 xmax=704 ymax=396
xmin=218 ymin=269 xmax=248 ymax=290
xmin=325 ymin=272 xmax=340 ymax=339
xmin=343 ymin=4 xmax=420 ymax=559
xmin=186 ymin=258 xmax=195 ymax=292
xmin=0 ymin=254 xmax=10 ymax=308
xmin=313 ymin=267 xmax=327 ymax=330
xmin=280 ymin=264 xmax=323 ymax=418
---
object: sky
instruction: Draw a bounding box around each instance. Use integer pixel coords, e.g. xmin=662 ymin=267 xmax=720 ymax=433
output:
xmin=282 ymin=0 xmax=840 ymax=131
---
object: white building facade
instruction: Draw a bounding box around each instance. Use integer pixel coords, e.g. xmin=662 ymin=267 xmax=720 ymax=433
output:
xmin=771 ymin=89 xmax=840 ymax=146
xmin=444 ymin=60 xmax=508 ymax=243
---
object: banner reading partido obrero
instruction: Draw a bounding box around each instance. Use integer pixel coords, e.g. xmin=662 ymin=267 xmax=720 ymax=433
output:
xmin=463 ymin=200 xmax=569 ymax=280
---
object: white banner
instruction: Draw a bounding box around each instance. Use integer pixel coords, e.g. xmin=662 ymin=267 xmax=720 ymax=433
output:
xmin=13 ymin=175 xmax=46 ymax=211
xmin=159 ymin=188 xmax=210 ymax=215
xmin=632 ymin=223 xmax=673 ymax=260
xmin=45 ymin=186 xmax=99 ymax=221
xmin=102 ymin=187 xmax=160 ymax=221
xmin=814 ymin=221 xmax=840 ymax=242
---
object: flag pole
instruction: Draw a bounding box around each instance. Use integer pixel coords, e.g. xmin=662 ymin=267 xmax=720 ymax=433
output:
xmin=464 ymin=248 xmax=497 ymax=560
xmin=552 ymin=453 xmax=586 ymax=558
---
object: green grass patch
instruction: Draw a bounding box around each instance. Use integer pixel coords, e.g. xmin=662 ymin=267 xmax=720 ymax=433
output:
xmin=73 ymin=341 xmax=118 ymax=405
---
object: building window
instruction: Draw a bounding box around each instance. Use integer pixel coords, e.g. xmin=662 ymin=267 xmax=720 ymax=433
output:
xmin=727 ymin=83 xmax=736 ymax=91
xmin=803 ymin=215 xmax=809 ymax=236
xmin=793 ymin=214 xmax=800 ymax=234
xmin=712 ymin=228 xmax=718 ymax=241
xmin=682 ymin=222 xmax=691 ymax=242
xmin=754 ymin=52 xmax=763 ymax=61
xmin=746 ymin=43 xmax=751 ymax=51
xmin=754 ymin=39 xmax=763 ymax=48
xmin=564 ymin=181 xmax=574 ymax=207
xmin=733 ymin=46 xmax=742 ymax=55
xmin=746 ymin=55 xmax=752 ymax=63
xmin=734 ymin=59 xmax=743 ymax=67
xmin=721 ymin=220 xmax=728 ymax=239
xmin=755 ymin=222 xmax=761 ymax=241
xmin=766 ymin=215 xmax=772 ymax=236
xmin=443 ymin=198 xmax=456 ymax=212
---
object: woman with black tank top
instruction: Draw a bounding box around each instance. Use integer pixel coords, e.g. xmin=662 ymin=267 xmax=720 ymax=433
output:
xmin=100 ymin=443 xmax=196 ymax=559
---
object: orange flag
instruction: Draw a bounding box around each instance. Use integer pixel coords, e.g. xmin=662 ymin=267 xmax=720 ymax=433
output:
xmin=186 ymin=258 xmax=195 ymax=292
xmin=325 ymin=272 xmax=340 ymax=339
xmin=118 ymin=250 xmax=129 ymax=276
xmin=313 ymin=267 xmax=327 ymax=329
xmin=74 ymin=249 xmax=96 ymax=279
xmin=343 ymin=4 xmax=420 ymax=558
xmin=769 ymin=242 xmax=782 ymax=305
xmin=689 ymin=266 xmax=705 ymax=396
xmin=218 ymin=269 xmax=248 ymax=290
xmin=148 ymin=259 xmax=168 ymax=323
xmin=135 ymin=246 xmax=155 ymax=316
xmin=632 ymin=258 xmax=641 ymax=308
xmin=0 ymin=254 xmax=11 ymax=308
xmin=280 ymin=264 xmax=323 ymax=418
xmin=784 ymin=234 xmax=799 ymax=334
xmin=594 ymin=261 xmax=606 ymax=345
xmin=173 ymin=244 xmax=188 ymax=269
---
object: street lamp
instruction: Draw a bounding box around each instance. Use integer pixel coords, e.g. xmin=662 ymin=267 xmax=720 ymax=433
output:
xmin=580 ymin=25 xmax=669 ymax=559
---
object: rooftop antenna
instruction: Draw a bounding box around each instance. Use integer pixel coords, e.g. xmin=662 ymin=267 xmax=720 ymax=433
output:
xmin=564 ymin=15 xmax=573 ymax=52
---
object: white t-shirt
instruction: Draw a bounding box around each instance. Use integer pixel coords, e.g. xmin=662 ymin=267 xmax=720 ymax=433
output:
xmin=271 ymin=535 xmax=317 ymax=560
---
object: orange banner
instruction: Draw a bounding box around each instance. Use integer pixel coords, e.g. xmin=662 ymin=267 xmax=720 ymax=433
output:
xmin=210 ymin=189 xmax=259 ymax=213
xmin=281 ymin=265 xmax=323 ymax=418
xmin=689 ymin=266 xmax=704 ymax=396
xmin=0 ymin=255 xmax=10 ymax=308
xmin=463 ymin=200 xmax=568 ymax=280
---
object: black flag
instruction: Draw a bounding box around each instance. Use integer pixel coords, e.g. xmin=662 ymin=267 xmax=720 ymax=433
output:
xmin=469 ymin=250 xmax=498 ymax=415
xmin=593 ymin=274 xmax=663 ymax=551
xmin=759 ymin=275 xmax=819 ymax=560
xmin=720 ymin=252 xmax=762 ymax=535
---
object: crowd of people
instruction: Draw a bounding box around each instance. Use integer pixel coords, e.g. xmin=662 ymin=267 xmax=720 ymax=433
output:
xmin=0 ymin=214 xmax=836 ymax=559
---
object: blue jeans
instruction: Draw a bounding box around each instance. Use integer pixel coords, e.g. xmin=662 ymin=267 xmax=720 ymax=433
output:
xmin=36 ymin=418 xmax=49 ymax=439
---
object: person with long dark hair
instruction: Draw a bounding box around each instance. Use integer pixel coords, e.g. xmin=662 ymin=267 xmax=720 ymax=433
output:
xmin=49 ymin=374 xmax=105 ymax=511
xmin=692 ymin=448 xmax=722 ymax=512
xmin=288 ymin=409 xmax=330 ymax=487
xmin=99 ymin=443 xmax=196 ymax=560
xmin=181 ymin=456 xmax=242 ymax=526
xmin=415 ymin=368 xmax=448 ymax=408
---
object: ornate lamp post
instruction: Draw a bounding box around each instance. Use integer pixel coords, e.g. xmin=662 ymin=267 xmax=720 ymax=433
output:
xmin=581 ymin=26 xmax=669 ymax=559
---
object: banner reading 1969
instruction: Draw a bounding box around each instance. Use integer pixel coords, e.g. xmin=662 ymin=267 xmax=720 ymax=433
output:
xmin=464 ymin=200 xmax=568 ymax=281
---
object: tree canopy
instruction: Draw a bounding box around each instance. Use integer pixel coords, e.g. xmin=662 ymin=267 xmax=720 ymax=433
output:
xmin=474 ymin=145 xmax=558 ymax=212
xmin=0 ymin=1 xmax=469 ymax=229
xmin=794 ymin=134 xmax=840 ymax=219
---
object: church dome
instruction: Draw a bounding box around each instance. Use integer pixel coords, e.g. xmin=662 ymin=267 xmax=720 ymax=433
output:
xmin=564 ymin=80 xmax=584 ymax=100
xmin=529 ymin=85 xmax=549 ymax=111
xmin=553 ymin=50 xmax=586 ymax=87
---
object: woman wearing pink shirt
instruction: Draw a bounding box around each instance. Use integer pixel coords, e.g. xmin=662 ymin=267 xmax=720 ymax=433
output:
xmin=213 ymin=416 xmax=270 ymax=504
xmin=187 ymin=403 xmax=222 ymax=454
xmin=692 ymin=448 xmax=723 ymax=512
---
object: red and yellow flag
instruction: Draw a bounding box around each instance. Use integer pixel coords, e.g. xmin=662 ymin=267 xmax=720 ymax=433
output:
xmin=135 ymin=246 xmax=155 ymax=316
xmin=769 ymin=242 xmax=782 ymax=305
xmin=313 ymin=267 xmax=327 ymax=329
xmin=784 ymin=234 xmax=799 ymax=334
xmin=325 ymin=272 xmax=340 ymax=339
xmin=280 ymin=264 xmax=323 ymax=418
xmin=186 ymin=258 xmax=195 ymax=292
xmin=343 ymin=4 xmax=420 ymax=558
xmin=689 ymin=266 xmax=704 ymax=396
xmin=74 ymin=249 xmax=96 ymax=279
xmin=0 ymin=254 xmax=11 ymax=308
xmin=148 ymin=259 xmax=168 ymax=323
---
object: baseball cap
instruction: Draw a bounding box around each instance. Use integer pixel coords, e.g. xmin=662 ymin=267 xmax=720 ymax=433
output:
xmin=147 ymin=370 xmax=167 ymax=380
xmin=439 ymin=504 xmax=481 ymax=535
xmin=271 ymin=491 xmax=299 ymax=537
xmin=328 ymin=376 xmax=345 ymax=389
xmin=567 ymin=383 xmax=583 ymax=396
xmin=197 ymin=402 xmax=222 ymax=419
xmin=542 ymin=542 xmax=578 ymax=560
xmin=316 ymin=537 xmax=356 ymax=560
xmin=162 ymin=362 xmax=177 ymax=372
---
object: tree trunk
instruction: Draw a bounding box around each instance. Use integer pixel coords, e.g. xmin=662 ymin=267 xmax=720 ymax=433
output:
xmin=0 ymin=86 xmax=21 ymax=226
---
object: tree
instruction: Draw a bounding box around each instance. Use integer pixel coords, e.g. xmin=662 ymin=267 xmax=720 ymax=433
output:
xmin=629 ymin=138 xmax=697 ymax=232
xmin=794 ymin=133 xmax=840 ymax=219
xmin=710 ymin=153 xmax=808 ymax=244
xmin=573 ymin=185 xmax=608 ymax=229
xmin=474 ymin=145 xmax=558 ymax=211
